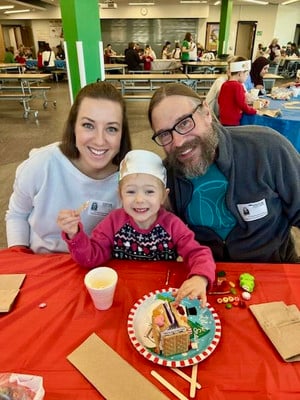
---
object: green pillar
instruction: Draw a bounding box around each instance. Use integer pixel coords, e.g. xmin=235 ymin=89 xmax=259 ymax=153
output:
xmin=218 ymin=0 xmax=233 ymax=56
xmin=59 ymin=0 xmax=104 ymax=102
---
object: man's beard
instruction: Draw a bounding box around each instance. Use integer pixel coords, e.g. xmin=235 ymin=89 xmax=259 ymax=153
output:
xmin=166 ymin=125 xmax=218 ymax=177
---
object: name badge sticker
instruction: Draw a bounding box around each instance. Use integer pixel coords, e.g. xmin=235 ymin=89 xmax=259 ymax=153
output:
xmin=237 ymin=199 xmax=268 ymax=222
xmin=88 ymin=200 xmax=113 ymax=218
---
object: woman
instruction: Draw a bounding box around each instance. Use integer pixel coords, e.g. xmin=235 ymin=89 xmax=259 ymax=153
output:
xmin=104 ymin=44 xmax=116 ymax=64
xmin=42 ymin=43 xmax=56 ymax=70
xmin=181 ymin=32 xmax=193 ymax=62
xmin=6 ymin=81 xmax=131 ymax=253
xmin=267 ymin=38 xmax=281 ymax=64
xmin=171 ymin=42 xmax=181 ymax=60
xmin=161 ymin=41 xmax=172 ymax=59
xmin=244 ymin=56 xmax=270 ymax=94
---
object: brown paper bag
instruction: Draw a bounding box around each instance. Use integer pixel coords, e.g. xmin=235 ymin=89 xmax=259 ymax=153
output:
xmin=250 ymin=302 xmax=300 ymax=362
xmin=67 ymin=333 xmax=169 ymax=400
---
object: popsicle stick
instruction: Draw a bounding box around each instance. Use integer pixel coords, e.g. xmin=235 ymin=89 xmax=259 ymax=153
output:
xmin=190 ymin=364 xmax=198 ymax=398
xmin=151 ymin=370 xmax=189 ymax=400
xmin=171 ymin=367 xmax=201 ymax=389
xmin=165 ymin=269 xmax=170 ymax=285
xmin=76 ymin=200 xmax=90 ymax=214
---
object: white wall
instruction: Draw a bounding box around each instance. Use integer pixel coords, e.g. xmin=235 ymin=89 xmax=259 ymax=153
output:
xmin=31 ymin=19 xmax=63 ymax=50
xmin=274 ymin=4 xmax=300 ymax=46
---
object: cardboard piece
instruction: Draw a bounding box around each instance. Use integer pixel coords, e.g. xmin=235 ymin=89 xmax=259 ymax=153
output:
xmin=260 ymin=109 xmax=281 ymax=118
xmin=67 ymin=333 xmax=169 ymax=400
xmin=0 ymin=274 xmax=26 ymax=312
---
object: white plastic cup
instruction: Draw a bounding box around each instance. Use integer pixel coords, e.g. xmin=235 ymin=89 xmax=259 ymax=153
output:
xmin=84 ymin=267 xmax=118 ymax=310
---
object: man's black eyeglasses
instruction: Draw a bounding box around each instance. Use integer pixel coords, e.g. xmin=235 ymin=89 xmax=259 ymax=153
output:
xmin=152 ymin=104 xmax=201 ymax=146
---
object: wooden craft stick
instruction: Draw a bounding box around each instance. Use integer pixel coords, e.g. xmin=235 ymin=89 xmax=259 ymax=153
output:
xmin=171 ymin=367 xmax=201 ymax=389
xmin=165 ymin=269 xmax=170 ymax=285
xmin=76 ymin=200 xmax=90 ymax=214
xmin=151 ymin=370 xmax=189 ymax=400
xmin=190 ymin=364 xmax=198 ymax=398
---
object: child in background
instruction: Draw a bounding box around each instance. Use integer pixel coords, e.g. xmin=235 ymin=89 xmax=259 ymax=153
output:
xmin=57 ymin=150 xmax=215 ymax=306
xmin=143 ymin=46 xmax=154 ymax=71
xmin=218 ymin=58 xmax=257 ymax=126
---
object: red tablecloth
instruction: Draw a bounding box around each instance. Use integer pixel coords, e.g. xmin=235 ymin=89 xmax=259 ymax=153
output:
xmin=0 ymin=247 xmax=299 ymax=399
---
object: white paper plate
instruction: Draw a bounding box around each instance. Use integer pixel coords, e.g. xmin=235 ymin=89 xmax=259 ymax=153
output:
xmin=127 ymin=289 xmax=221 ymax=367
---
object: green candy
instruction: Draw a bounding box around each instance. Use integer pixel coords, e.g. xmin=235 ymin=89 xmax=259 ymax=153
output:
xmin=239 ymin=272 xmax=255 ymax=293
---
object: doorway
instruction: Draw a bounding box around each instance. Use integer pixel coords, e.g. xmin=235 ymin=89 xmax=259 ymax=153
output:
xmin=235 ymin=21 xmax=257 ymax=60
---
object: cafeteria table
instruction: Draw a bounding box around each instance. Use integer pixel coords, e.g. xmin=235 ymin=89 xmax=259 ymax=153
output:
xmin=0 ymin=63 xmax=24 ymax=73
xmin=0 ymin=73 xmax=53 ymax=118
xmin=0 ymin=247 xmax=299 ymax=399
xmin=241 ymin=96 xmax=300 ymax=152
xmin=182 ymin=60 xmax=228 ymax=74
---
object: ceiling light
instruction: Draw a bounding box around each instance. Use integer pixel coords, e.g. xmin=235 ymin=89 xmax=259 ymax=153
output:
xmin=214 ymin=1 xmax=221 ymax=4
xmin=4 ymin=9 xmax=31 ymax=14
xmin=128 ymin=2 xmax=154 ymax=4
xmin=8 ymin=0 xmax=46 ymax=11
xmin=243 ymin=0 xmax=268 ymax=4
xmin=281 ymin=0 xmax=299 ymax=4
xmin=0 ymin=5 xmax=14 ymax=10
xmin=180 ymin=0 xmax=202 ymax=3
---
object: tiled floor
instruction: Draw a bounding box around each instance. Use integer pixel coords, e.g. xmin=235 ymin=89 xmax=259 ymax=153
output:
xmin=0 ymin=80 xmax=299 ymax=255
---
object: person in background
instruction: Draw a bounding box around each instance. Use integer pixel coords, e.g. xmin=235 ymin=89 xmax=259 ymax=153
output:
xmin=15 ymin=51 xmax=26 ymax=72
xmin=24 ymin=47 xmax=33 ymax=59
xmin=4 ymin=47 xmax=15 ymax=63
xmin=290 ymin=43 xmax=300 ymax=58
xmin=42 ymin=43 xmax=56 ymax=71
xmin=57 ymin=149 xmax=216 ymax=306
xmin=161 ymin=41 xmax=172 ymax=59
xmin=206 ymin=55 xmax=235 ymax=117
xmin=255 ymin=43 xmax=267 ymax=59
xmin=267 ymin=38 xmax=281 ymax=64
xmin=15 ymin=51 xmax=26 ymax=65
xmin=6 ymin=81 xmax=132 ymax=253
xmin=181 ymin=32 xmax=193 ymax=62
xmin=56 ymin=44 xmax=65 ymax=60
xmin=285 ymin=42 xmax=293 ymax=57
xmin=206 ymin=56 xmax=255 ymax=118
xmin=15 ymin=44 xmax=24 ymax=59
xmin=143 ymin=46 xmax=154 ymax=71
xmin=171 ymin=42 xmax=181 ymax=60
xmin=148 ymin=82 xmax=300 ymax=263
xmin=125 ymin=42 xmax=142 ymax=71
xmin=104 ymin=43 xmax=116 ymax=63
xmin=189 ymin=37 xmax=197 ymax=61
xmin=196 ymin=43 xmax=205 ymax=59
xmin=37 ymin=44 xmax=45 ymax=69
xmin=244 ymin=56 xmax=270 ymax=95
xmin=218 ymin=58 xmax=257 ymax=126
xmin=145 ymin=44 xmax=156 ymax=60
xmin=280 ymin=70 xmax=300 ymax=88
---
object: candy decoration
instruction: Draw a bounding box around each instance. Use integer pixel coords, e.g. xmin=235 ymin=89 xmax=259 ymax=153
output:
xmin=242 ymin=291 xmax=251 ymax=301
xmin=239 ymin=273 xmax=255 ymax=293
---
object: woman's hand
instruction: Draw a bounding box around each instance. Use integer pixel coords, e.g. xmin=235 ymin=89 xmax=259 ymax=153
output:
xmin=172 ymin=275 xmax=208 ymax=308
xmin=57 ymin=210 xmax=81 ymax=239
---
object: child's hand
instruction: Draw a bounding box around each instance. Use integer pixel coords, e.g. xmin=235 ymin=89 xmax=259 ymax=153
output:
xmin=172 ymin=275 xmax=208 ymax=308
xmin=57 ymin=209 xmax=81 ymax=239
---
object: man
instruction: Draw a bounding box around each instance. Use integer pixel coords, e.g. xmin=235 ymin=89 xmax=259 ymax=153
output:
xmin=125 ymin=42 xmax=142 ymax=71
xmin=148 ymin=82 xmax=300 ymax=262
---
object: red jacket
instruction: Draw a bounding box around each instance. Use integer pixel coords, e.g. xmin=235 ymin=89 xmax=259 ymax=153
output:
xmin=218 ymin=80 xmax=256 ymax=126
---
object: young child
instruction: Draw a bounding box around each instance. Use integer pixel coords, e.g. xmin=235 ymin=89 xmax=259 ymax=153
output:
xmin=218 ymin=58 xmax=257 ymax=126
xmin=57 ymin=150 xmax=215 ymax=306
